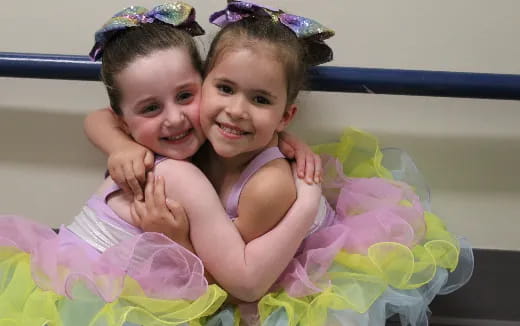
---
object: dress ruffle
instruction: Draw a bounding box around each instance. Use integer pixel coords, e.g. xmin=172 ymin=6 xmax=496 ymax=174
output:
xmin=242 ymin=128 xmax=473 ymax=326
xmin=0 ymin=128 xmax=472 ymax=325
xmin=0 ymin=216 xmax=226 ymax=326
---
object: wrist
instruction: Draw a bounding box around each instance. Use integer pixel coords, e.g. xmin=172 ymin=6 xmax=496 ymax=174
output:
xmin=107 ymin=137 xmax=139 ymax=155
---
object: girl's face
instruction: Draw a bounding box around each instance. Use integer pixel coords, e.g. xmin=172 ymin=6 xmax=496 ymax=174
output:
xmin=116 ymin=47 xmax=205 ymax=160
xmin=200 ymin=44 xmax=296 ymax=159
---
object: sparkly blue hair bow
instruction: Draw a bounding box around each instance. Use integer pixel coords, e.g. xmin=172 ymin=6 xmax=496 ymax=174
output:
xmin=209 ymin=0 xmax=335 ymax=65
xmin=89 ymin=2 xmax=204 ymax=61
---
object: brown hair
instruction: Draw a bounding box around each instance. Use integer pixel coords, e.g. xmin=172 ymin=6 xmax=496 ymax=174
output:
xmin=100 ymin=22 xmax=203 ymax=115
xmin=204 ymin=16 xmax=308 ymax=106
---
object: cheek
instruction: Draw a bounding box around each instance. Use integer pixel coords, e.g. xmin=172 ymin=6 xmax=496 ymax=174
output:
xmin=199 ymin=97 xmax=213 ymax=126
xmin=126 ymin=119 xmax=154 ymax=143
xmin=185 ymin=104 xmax=201 ymax=129
xmin=262 ymin=111 xmax=285 ymax=131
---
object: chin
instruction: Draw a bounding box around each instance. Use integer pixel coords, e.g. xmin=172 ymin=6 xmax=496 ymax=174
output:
xmin=212 ymin=145 xmax=238 ymax=158
xmin=158 ymin=147 xmax=195 ymax=160
xmin=213 ymin=149 xmax=235 ymax=158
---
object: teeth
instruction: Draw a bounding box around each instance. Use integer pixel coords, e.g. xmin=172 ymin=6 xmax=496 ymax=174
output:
xmin=167 ymin=130 xmax=189 ymax=141
xmin=219 ymin=124 xmax=245 ymax=135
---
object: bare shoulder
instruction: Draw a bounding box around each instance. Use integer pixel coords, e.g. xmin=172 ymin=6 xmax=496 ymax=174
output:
xmin=242 ymin=158 xmax=295 ymax=199
xmin=239 ymin=158 xmax=296 ymax=217
xmin=153 ymin=159 xmax=208 ymax=193
xmin=154 ymin=158 xmax=201 ymax=178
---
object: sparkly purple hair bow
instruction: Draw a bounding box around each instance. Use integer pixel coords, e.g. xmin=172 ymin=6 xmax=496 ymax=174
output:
xmin=89 ymin=2 xmax=204 ymax=61
xmin=209 ymin=0 xmax=335 ymax=65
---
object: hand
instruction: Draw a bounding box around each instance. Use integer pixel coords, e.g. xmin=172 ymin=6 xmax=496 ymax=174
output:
xmin=279 ymin=131 xmax=322 ymax=184
xmin=131 ymin=172 xmax=191 ymax=246
xmin=107 ymin=142 xmax=154 ymax=200
xmin=291 ymin=162 xmax=322 ymax=200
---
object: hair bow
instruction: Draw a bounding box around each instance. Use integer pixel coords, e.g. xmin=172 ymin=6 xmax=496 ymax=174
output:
xmin=209 ymin=0 xmax=335 ymax=65
xmin=90 ymin=2 xmax=204 ymax=61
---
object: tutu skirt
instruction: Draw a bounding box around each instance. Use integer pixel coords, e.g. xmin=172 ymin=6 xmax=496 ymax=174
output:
xmin=0 ymin=217 xmax=226 ymax=325
xmin=0 ymin=128 xmax=472 ymax=325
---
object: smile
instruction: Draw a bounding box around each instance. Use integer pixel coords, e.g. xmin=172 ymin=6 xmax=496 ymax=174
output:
xmin=161 ymin=129 xmax=192 ymax=143
xmin=217 ymin=122 xmax=249 ymax=137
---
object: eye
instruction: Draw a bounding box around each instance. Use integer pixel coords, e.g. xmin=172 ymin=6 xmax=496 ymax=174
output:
xmin=176 ymin=91 xmax=194 ymax=104
xmin=253 ymin=95 xmax=271 ymax=105
xmin=217 ymin=84 xmax=234 ymax=95
xmin=141 ymin=104 xmax=160 ymax=114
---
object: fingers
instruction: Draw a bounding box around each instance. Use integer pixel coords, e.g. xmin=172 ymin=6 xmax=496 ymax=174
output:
xmin=126 ymin=161 xmax=143 ymax=201
xmin=133 ymin=159 xmax=146 ymax=185
xmin=144 ymin=171 xmax=155 ymax=211
xmin=314 ymin=153 xmax=323 ymax=184
xmin=110 ymin=164 xmax=131 ymax=194
xmin=166 ymin=198 xmax=189 ymax=226
xmin=303 ymin=153 xmax=323 ymax=184
xmin=144 ymin=150 xmax=155 ymax=170
xmin=293 ymin=148 xmax=322 ymax=185
xmin=304 ymin=152 xmax=315 ymax=185
xmin=165 ymin=199 xmax=190 ymax=243
xmin=133 ymin=151 xmax=155 ymax=200
xmin=130 ymin=200 xmax=144 ymax=227
xmin=294 ymin=148 xmax=306 ymax=180
xmin=153 ymin=175 xmax=171 ymax=218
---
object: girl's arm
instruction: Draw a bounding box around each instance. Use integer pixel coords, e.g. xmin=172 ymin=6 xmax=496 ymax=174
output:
xmin=154 ymin=159 xmax=321 ymax=302
xmin=84 ymin=108 xmax=154 ymax=199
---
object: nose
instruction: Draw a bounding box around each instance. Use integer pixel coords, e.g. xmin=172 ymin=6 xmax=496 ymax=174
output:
xmin=225 ymin=96 xmax=249 ymax=120
xmin=162 ymin=105 xmax=186 ymax=129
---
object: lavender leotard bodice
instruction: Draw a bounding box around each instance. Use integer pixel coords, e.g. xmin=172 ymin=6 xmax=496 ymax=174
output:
xmin=224 ymin=147 xmax=335 ymax=235
xmin=66 ymin=157 xmax=168 ymax=253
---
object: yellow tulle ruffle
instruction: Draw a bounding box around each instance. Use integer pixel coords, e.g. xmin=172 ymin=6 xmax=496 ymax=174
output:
xmin=0 ymin=249 xmax=227 ymax=326
xmin=256 ymin=128 xmax=461 ymax=325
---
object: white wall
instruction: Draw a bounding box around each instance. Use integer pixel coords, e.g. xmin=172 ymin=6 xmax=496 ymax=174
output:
xmin=0 ymin=0 xmax=518 ymax=250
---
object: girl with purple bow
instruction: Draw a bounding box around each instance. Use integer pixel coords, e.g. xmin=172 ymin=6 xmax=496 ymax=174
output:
xmin=0 ymin=2 xmax=325 ymax=325
xmin=198 ymin=4 xmax=471 ymax=326
xmin=85 ymin=1 xmax=472 ymax=325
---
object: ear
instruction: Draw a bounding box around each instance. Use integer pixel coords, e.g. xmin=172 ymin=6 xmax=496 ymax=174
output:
xmin=276 ymin=104 xmax=298 ymax=132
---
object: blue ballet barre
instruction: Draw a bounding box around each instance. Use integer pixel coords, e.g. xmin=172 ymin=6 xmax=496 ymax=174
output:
xmin=1 ymin=52 xmax=519 ymax=100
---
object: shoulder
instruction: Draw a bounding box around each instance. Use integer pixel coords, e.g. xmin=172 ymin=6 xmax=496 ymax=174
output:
xmin=153 ymin=158 xmax=208 ymax=191
xmin=243 ymin=158 xmax=295 ymax=198
xmin=240 ymin=158 xmax=296 ymax=216
xmin=154 ymin=158 xmax=199 ymax=175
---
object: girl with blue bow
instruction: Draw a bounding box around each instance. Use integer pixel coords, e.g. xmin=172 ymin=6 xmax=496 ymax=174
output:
xmin=0 ymin=2 xmax=324 ymax=325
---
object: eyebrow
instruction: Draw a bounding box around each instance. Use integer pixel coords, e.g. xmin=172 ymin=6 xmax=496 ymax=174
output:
xmin=253 ymin=89 xmax=277 ymax=100
xmin=214 ymin=78 xmax=278 ymax=100
xmin=176 ymin=81 xmax=199 ymax=91
xmin=132 ymin=81 xmax=199 ymax=108
xmin=134 ymin=97 xmax=155 ymax=109
xmin=214 ymin=77 xmax=236 ymax=86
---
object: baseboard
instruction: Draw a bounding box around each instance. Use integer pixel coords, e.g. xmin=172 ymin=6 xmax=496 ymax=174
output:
xmin=428 ymin=248 xmax=520 ymax=324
